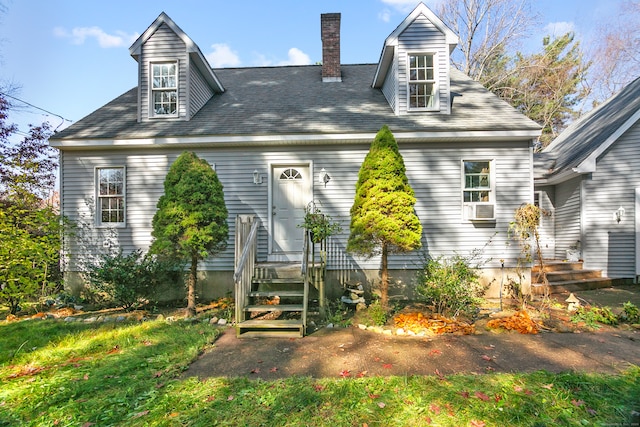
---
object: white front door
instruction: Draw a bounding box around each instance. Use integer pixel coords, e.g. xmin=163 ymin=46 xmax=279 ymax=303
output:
xmin=271 ymin=165 xmax=311 ymax=261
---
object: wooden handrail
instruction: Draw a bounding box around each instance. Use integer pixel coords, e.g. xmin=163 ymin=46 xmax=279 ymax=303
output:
xmin=234 ymin=215 xmax=260 ymax=325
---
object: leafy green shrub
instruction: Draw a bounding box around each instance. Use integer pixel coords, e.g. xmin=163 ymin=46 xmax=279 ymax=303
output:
xmin=415 ymin=255 xmax=486 ymax=319
xmin=86 ymin=250 xmax=181 ymax=310
xmin=571 ymin=306 xmax=618 ymax=329
xmin=621 ymin=301 xmax=640 ymax=323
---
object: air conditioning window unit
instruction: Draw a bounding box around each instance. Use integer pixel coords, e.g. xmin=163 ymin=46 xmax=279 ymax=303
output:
xmin=464 ymin=203 xmax=495 ymax=221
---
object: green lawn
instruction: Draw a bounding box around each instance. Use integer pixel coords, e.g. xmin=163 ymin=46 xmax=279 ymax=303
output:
xmin=1 ymin=318 xmax=638 ymax=426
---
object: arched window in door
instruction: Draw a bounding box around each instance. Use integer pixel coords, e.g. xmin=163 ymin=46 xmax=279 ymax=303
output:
xmin=279 ymin=168 xmax=302 ymax=180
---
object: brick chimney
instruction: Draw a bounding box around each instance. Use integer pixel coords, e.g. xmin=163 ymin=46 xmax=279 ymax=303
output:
xmin=321 ymin=13 xmax=341 ymax=82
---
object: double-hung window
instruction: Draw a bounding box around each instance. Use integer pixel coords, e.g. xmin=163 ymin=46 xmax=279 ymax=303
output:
xmin=408 ymin=53 xmax=437 ymax=110
xmin=151 ymin=62 xmax=177 ymax=116
xmin=97 ymin=167 xmax=125 ymax=226
xmin=462 ymin=160 xmax=495 ymax=220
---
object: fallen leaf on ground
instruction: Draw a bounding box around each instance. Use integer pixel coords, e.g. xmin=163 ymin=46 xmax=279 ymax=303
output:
xmin=377 ymin=402 xmax=386 ymax=408
xmin=481 ymin=355 xmax=492 ymax=361
xmin=133 ymin=411 xmax=149 ymax=419
xmin=475 ymin=391 xmax=490 ymax=401
xmin=429 ymin=403 xmax=441 ymax=415
xmin=356 ymin=371 xmax=367 ymax=378
xmin=541 ymin=384 xmax=554 ymax=390
xmin=382 ymin=363 xmax=393 ymax=369
xmin=429 ymin=349 xmax=442 ymax=356
xmin=339 ymin=370 xmax=351 ymax=378
xmin=572 ymin=399 xmax=584 ymax=407
xmin=393 ymin=312 xmax=475 ymax=335
xmin=487 ymin=310 xmax=540 ymax=334
xmin=250 ymin=368 xmax=260 ymax=374
xmin=269 ymin=367 xmax=278 ymax=372
xmin=470 ymin=420 xmax=486 ymax=427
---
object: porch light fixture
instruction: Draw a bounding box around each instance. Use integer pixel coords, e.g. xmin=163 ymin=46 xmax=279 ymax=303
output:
xmin=319 ymin=168 xmax=331 ymax=187
xmin=614 ymin=206 xmax=625 ymax=223
xmin=253 ymin=169 xmax=263 ymax=185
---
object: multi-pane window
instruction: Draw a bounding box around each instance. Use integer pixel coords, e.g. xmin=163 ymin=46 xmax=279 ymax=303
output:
xmin=151 ymin=63 xmax=177 ymax=116
xmin=463 ymin=161 xmax=491 ymax=202
xmin=97 ymin=168 xmax=125 ymax=225
xmin=408 ymin=54 xmax=436 ymax=109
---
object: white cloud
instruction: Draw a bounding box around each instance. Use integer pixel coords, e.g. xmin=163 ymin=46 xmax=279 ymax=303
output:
xmin=380 ymin=0 xmax=422 ymax=13
xmin=252 ymin=48 xmax=312 ymax=67
xmin=378 ymin=8 xmax=392 ymax=23
xmin=53 ymin=26 xmax=138 ymax=48
xmin=206 ymin=43 xmax=241 ymax=68
xmin=277 ymin=48 xmax=312 ymax=66
xmin=543 ymin=21 xmax=576 ymax=38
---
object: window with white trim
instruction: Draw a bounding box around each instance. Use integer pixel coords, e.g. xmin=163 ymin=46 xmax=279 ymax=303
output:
xmin=151 ymin=62 xmax=177 ymax=116
xmin=97 ymin=167 xmax=125 ymax=225
xmin=408 ymin=53 xmax=437 ymax=110
xmin=462 ymin=160 xmax=495 ymax=220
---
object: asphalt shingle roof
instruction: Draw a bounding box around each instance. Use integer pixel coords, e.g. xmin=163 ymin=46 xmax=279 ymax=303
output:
xmin=536 ymin=75 xmax=640 ymax=180
xmin=52 ymin=64 xmax=540 ymax=142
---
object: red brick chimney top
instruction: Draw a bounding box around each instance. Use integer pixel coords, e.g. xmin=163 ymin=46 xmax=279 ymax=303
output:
xmin=321 ymin=13 xmax=341 ymax=82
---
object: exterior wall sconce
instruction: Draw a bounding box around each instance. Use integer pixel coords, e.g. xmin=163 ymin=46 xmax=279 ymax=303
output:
xmin=319 ymin=168 xmax=331 ymax=187
xmin=253 ymin=169 xmax=263 ymax=185
xmin=614 ymin=206 xmax=625 ymax=223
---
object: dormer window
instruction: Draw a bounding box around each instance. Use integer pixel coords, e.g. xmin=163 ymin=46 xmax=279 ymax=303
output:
xmin=408 ymin=53 xmax=438 ymax=110
xmin=151 ymin=62 xmax=177 ymax=116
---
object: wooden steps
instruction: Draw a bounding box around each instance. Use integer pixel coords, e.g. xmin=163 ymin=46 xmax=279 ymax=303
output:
xmin=236 ymin=319 xmax=305 ymax=338
xmin=531 ymin=260 xmax=613 ymax=295
xmin=236 ymin=263 xmax=308 ymax=338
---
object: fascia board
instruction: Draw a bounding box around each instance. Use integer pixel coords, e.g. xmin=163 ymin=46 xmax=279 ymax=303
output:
xmin=50 ymin=130 xmax=541 ymax=149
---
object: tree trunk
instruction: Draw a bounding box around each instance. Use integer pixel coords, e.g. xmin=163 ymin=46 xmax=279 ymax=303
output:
xmin=186 ymin=255 xmax=198 ymax=317
xmin=380 ymin=242 xmax=389 ymax=310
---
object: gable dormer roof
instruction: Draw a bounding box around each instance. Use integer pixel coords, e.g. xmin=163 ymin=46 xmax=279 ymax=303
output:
xmin=372 ymin=2 xmax=458 ymax=88
xmin=129 ymin=12 xmax=224 ymax=94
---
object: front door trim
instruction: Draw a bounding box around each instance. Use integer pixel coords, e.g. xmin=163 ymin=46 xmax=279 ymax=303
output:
xmin=268 ymin=161 xmax=313 ymax=262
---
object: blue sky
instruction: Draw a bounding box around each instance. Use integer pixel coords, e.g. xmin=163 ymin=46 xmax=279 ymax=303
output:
xmin=0 ymin=0 xmax=621 ymax=139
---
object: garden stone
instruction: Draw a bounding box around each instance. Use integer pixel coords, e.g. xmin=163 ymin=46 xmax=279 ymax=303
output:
xmin=64 ymin=317 xmax=76 ymax=322
xmin=326 ymin=323 xmax=334 ymax=328
xmin=116 ymin=316 xmax=126 ymax=322
xmin=217 ymin=318 xmax=227 ymax=325
xmin=209 ymin=317 xmax=219 ymax=325
xmin=156 ymin=314 xmax=164 ymax=321
xmin=396 ymin=328 xmax=406 ymax=335
xmin=73 ymin=305 xmax=84 ymax=311
xmin=84 ymin=317 xmax=97 ymax=323
xmin=358 ymin=324 xmax=367 ymax=330
xmin=383 ymin=329 xmax=393 ymax=335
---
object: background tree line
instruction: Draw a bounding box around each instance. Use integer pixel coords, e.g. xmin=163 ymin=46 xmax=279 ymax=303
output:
xmin=437 ymin=0 xmax=640 ymax=149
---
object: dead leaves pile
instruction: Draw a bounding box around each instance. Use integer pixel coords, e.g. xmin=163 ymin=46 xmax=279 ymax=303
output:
xmin=487 ymin=310 xmax=541 ymax=334
xmin=393 ymin=312 xmax=475 ymax=335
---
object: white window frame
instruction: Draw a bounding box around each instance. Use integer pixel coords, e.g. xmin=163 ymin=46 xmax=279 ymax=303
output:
xmin=407 ymin=53 xmax=439 ymax=111
xmin=150 ymin=61 xmax=178 ymax=118
xmin=461 ymin=160 xmax=495 ymax=221
xmin=96 ymin=167 xmax=126 ymax=227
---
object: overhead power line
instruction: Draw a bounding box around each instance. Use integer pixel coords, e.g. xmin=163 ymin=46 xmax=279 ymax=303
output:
xmin=0 ymin=92 xmax=74 ymax=131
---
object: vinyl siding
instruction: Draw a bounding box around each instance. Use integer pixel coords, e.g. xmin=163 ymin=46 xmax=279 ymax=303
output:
xmin=189 ymin=64 xmax=214 ymax=118
xmin=60 ymin=140 xmax=531 ymax=274
xmin=381 ymin=50 xmax=398 ymax=113
xmin=396 ymin=15 xmax=450 ymax=115
xmin=581 ymin=121 xmax=640 ymax=277
xmin=139 ymin=23 xmax=188 ymax=122
xmin=553 ymin=176 xmax=582 ymax=259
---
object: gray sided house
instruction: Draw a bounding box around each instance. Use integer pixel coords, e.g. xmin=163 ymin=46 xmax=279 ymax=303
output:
xmin=535 ymin=75 xmax=640 ymax=283
xmin=51 ymin=4 xmax=541 ymax=304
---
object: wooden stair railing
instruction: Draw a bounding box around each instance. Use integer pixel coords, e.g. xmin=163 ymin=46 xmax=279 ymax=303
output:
xmin=233 ymin=215 xmax=260 ymax=326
